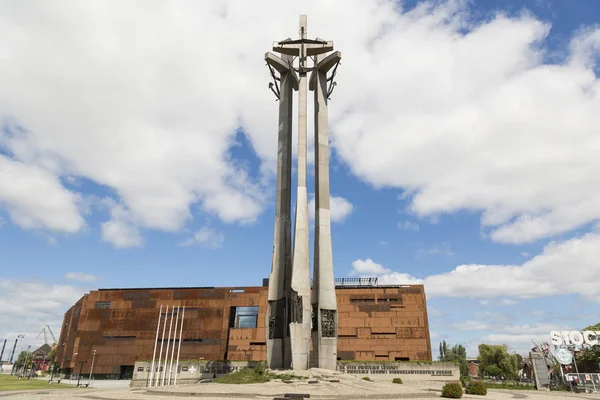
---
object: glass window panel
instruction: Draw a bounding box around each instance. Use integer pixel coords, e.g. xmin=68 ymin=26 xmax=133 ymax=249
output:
xmin=237 ymin=315 xmax=257 ymax=328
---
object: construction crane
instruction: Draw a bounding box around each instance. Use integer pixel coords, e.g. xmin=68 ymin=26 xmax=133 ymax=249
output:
xmin=36 ymin=325 xmax=57 ymax=346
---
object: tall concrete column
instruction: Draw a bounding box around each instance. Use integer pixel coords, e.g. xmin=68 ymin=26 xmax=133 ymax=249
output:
xmin=267 ymin=15 xmax=340 ymax=371
xmin=311 ymin=51 xmax=341 ymax=370
xmin=289 ymin=15 xmax=311 ymax=371
xmin=265 ymin=53 xmax=294 ymax=370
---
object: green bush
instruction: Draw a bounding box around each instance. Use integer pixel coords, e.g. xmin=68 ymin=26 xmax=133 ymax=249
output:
xmin=441 ymin=382 xmax=463 ymax=398
xmin=460 ymin=375 xmax=472 ymax=388
xmin=485 ymin=382 xmax=534 ymax=390
xmin=465 ymin=381 xmax=487 ymax=396
xmin=392 ymin=377 xmax=403 ymax=384
xmin=254 ymin=362 xmax=265 ymax=375
xmin=362 ymin=376 xmax=372 ymax=381
xmin=213 ymin=366 xmax=270 ymax=384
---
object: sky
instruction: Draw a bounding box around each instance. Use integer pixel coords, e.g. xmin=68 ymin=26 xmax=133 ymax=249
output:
xmin=1 ymin=0 xmax=600 ymax=360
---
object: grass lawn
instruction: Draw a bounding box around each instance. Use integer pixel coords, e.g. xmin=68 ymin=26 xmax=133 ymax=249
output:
xmin=213 ymin=366 xmax=305 ymax=384
xmin=0 ymin=375 xmax=76 ymax=391
xmin=214 ymin=367 xmax=271 ymax=384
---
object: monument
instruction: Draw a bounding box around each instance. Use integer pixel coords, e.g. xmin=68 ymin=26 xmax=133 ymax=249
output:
xmin=265 ymin=15 xmax=341 ymax=370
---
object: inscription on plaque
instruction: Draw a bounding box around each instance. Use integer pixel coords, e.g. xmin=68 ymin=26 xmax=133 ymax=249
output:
xmin=269 ymin=316 xmax=276 ymax=339
xmin=291 ymin=295 xmax=303 ymax=323
xmin=321 ymin=309 xmax=336 ymax=337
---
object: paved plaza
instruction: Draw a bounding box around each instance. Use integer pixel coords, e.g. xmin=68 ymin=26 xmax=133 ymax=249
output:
xmin=1 ymin=375 xmax=599 ymax=400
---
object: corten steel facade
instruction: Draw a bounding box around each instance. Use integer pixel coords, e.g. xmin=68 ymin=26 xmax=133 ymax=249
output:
xmin=56 ymin=283 xmax=432 ymax=378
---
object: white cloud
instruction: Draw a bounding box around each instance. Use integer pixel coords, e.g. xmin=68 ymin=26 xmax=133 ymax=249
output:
xmin=479 ymin=300 xmax=490 ymax=306
xmin=379 ymin=240 xmax=390 ymax=247
xmin=64 ymin=272 xmax=98 ymax=282
xmin=326 ymin=3 xmax=600 ymax=245
xmin=454 ymin=320 xmax=493 ymax=331
xmin=351 ymin=258 xmax=391 ymax=276
xmin=308 ymin=195 xmax=354 ymax=223
xmin=0 ymin=279 xmax=87 ymax=351
xmin=497 ymin=323 xmax=561 ymax=336
xmin=179 ymin=227 xmax=225 ymax=248
xmin=101 ymin=202 xmax=143 ymax=248
xmin=499 ymin=298 xmax=519 ymax=306
xmin=355 ymin=231 xmax=600 ymax=302
xmin=351 ymin=260 xmax=424 ymax=284
xmin=0 ymin=155 xmax=84 ymax=233
xmin=0 ymin=1 xmax=598 ymax=248
xmin=398 ymin=220 xmax=420 ymax=231
xmin=378 ymin=272 xmax=425 ymax=285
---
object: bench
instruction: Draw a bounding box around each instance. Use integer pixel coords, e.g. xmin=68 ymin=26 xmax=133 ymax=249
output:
xmin=77 ymin=383 xmax=89 ymax=388
xmin=48 ymin=380 xmax=61 ymax=384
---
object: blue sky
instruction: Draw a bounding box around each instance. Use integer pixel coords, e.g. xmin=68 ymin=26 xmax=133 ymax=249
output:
xmin=1 ymin=0 xmax=600 ymax=359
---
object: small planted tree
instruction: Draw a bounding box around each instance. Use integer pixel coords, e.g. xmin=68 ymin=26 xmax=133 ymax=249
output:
xmin=465 ymin=381 xmax=487 ymax=396
xmin=392 ymin=377 xmax=403 ymax=384
xmin=441 ymin=382 xmax=463 ymax=398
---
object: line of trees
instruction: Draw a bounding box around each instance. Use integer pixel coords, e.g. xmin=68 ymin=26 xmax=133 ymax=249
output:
xmin=477 ymin=344 xmax=519 ymax=379
xmin=438 ymin=341 xmax=521 ymax=379
xmin=438 ymin=340 xmax=468 ymax=376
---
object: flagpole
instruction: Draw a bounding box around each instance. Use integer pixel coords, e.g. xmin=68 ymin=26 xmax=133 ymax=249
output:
xmin=174 ymin=306 xmax=185 ymax=385
xmin=155 ymin=305 xmax=168 ymax=386
xmin=167 ymin=306 xmax=180 ymax=385
xmin=162 ymin=307 xmax=175 ymax=386
xmin=148 ymin=305 xmax=162 ymax=387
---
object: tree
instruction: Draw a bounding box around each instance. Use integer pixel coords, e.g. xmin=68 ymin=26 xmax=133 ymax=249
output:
xmin=439 ymin=340 xmax=449 ymax=360
xmin=515 ymin=353 xmax=523 ymax=366
xmin=478 ymin=344 xmax=518 ymax=379
xmin=439 ymin=341 xmax=468 ymax=376
xmin=576 ymin=322 xmax=600 ymax=372
xmin=439 ymin=341 xmax=446 ymax=360
xmin=48 ymin=346 xmax=57 ymax=365
xmin=485 ymin=365 xmax=502 ymax=378
xmin=14 ymin=351 xmax=32 ymax=370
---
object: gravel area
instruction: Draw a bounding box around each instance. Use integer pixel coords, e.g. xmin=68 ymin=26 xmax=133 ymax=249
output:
xmin=1 ymin=372 xmax=598 ymax=400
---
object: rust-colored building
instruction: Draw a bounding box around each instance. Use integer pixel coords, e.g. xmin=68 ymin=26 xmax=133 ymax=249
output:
xmin=56 ymin=280 xmax=432 ymax=379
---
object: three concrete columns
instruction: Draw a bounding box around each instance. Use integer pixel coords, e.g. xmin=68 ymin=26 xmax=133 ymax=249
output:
xmin=265 ymin=15 xmax=341 ymax=371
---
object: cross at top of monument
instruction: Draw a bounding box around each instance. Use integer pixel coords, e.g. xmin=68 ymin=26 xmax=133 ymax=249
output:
xmin=272 ymin=15 xmax=334 ymax=73
xmin=266 ymin=15 xmax=341 ymax=101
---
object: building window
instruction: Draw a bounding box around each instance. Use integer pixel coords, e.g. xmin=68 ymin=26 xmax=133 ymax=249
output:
xmin=137 ymin=367 xmax=144 ymax=372
xmin=95 ymin=301 xmax=111 ymax=309
xmin=181 ymin=366 xmax=189 ymax=372
xmin=230 ymin=306 xmax=259 ymax=328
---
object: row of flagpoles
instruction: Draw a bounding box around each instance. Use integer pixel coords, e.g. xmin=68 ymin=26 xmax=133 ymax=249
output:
xmin=148 ymin=305 xmax=185 ymax=386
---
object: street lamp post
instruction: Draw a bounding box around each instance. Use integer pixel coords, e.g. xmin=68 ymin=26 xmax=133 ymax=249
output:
xmin=21 ymin=345 xmax=31 ymax=378
xmin=49 ymin=361 xmax=56 ymax=382
xmin=77 ymin=361 xmax=85 ymax=388
xmin=9 ymin=334 xmax=25 ymax=365
xmin=89 ymin=350 xmax=96 ymax=387
xmin=72 ymin=352 xmax=78 ymax=383
xmin=27 ymin=350 xmax=36 ymax=380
